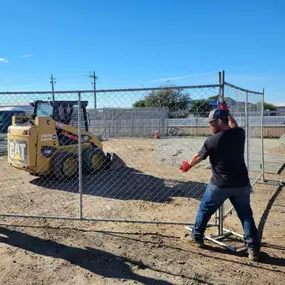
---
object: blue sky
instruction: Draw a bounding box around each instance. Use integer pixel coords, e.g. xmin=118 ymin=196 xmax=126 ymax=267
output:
xmin=0 ymin=0 xmax=284 ymax=104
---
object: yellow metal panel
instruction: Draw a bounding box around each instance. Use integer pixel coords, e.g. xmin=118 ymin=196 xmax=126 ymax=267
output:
xmin=35 ymin=117 xmax=58 ymax=174
xmin=8 ymin=125 xmax=37 ymax=168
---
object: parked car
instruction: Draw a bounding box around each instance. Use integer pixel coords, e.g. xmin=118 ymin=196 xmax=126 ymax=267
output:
xmin=0 ymin=107 xmax=26 ymax=133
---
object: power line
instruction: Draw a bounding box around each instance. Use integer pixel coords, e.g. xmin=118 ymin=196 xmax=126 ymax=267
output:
xmin=50 ymin=74 xmax=56 ymax=101
xmin=89 ymin=71 xmax=98 ymax=109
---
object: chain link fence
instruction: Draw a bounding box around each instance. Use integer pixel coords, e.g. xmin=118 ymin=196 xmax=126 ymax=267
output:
xmin=0 ymin=78 xmax=264 ymax=225
xmin=80 ymin=86 xmax=218 ymax=222
xmin=223 ymin=82 xmax=264 ymax=184
xmin=0 ymin=93 xmax=84 ymax=219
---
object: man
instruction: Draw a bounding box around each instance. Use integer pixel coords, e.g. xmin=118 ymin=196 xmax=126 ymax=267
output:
xmin=180 ymin=104 xmax=260 ymax=261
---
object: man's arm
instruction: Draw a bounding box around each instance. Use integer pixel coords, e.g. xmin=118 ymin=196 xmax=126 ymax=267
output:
xmin=188 ymin=153 xmax=203 ymax=168
xmin=228 ymin=114 xmax=239 ymax=128
xmin=180 ymin=153 xmax=203 ymax=172
xmin=219 ymin=100 xmax=239 ymax=128
xmin=180 ymin=138 xmax=210 ymax=172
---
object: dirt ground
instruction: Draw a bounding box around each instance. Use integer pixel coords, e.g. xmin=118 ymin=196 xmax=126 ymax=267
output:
xmin=0 ymin=137 xmax=285 ymax=285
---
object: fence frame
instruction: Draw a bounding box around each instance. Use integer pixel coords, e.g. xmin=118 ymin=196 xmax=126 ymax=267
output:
xmin=0 ymin=71 xmax=265 ymax=250
xmin=200 ymin=72 xmax=265 ymax=251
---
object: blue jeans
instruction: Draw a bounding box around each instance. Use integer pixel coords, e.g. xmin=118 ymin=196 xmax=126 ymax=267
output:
xmin=192 ymin=183 xmax=260 ymax=251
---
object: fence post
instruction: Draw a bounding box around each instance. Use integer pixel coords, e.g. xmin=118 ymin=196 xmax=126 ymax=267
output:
xmin=165 ymin=108 xmax=169 ymax=136
xmin=221 ymin=70 xmax=225 ymax=100
xmin=218 ymin=70 xmax=225 ymax=235
xmin=112 ymin=109 xmax=114 ymax=136
xmin=218 ymin=204 xmax=224 ymax=235
xmin=196 ymin=109 xmax=198 ymax=136
xmin=245 ymin=91 xmax=249 ymax=168
xmin=261 ymin=88 xmax=265 ymax=182
xmin=131 ymin=110 xmax=134 ymax=135
xmin=93 ymin=71 xmax=97 ymax=109
xmin=78 ymin=92 xmax=83 ymax=219
xmin=103 ymin=108 xmax=107 ymax=138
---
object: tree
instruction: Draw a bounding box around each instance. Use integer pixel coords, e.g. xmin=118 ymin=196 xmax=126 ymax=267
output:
xmin=145 ymin=88 xmax=190 ymax=111
xmin=263 ymin=102 xmax=276 ymax=111
xmin=189 ymin=99 xmax=212 ymax=117
xmin=248 ymin=101 xmax=276 ymax=112
xmin=208 ymin=95 xmax=218 ymax=100
xmin=133 ymin=87 xmax=190 ymax=117
xmin=208 ymin=95 xmax=233 ymax=102
xmin=133 ymin=100 xmax=146 ymax=108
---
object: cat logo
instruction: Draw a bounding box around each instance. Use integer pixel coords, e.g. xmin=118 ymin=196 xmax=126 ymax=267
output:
xmin=9 ymin=140 xmax=28 ymax=163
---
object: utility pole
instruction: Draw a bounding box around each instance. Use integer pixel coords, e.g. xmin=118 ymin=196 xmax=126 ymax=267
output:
xmin=89 ymin=71 xmax=97 ymax=109
xmin=50 ymin=74 xmax=56 ymax=102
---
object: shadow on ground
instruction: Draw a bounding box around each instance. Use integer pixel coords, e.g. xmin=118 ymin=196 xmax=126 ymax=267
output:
xmin=203 ymin=243 xmax=285 ymax=267
xmin=0 ymin=226 xmax=173 ymax=284
xmin=257 ymin=182 xmax=284 ymax=240
xmin=30 ymin=167 xmax=206 ymax=203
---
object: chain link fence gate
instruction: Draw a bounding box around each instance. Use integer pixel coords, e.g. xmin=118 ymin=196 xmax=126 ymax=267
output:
xmin=79 ymin=85 xmax=220 ymax=224
xmin=0 ymin=72 xmax=264 ymax=240
xmin=224 ymin=82 xmax=264 ymax=184
xmin=219 ymin=82 xmax=264 ymax=227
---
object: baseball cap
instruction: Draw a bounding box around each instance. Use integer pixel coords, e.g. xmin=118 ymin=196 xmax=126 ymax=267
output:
xmin=208 ymin=108 xmax=229 ymax=123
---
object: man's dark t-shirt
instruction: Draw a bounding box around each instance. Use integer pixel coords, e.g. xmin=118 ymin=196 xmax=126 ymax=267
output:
xmin=198 ymin=127 xmax=249 ymax=188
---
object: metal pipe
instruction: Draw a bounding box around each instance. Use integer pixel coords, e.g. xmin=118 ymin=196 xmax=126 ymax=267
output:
xmin=261 ymin=88 xmax=265 ymax=183
xmin=0 ymin=82 xmax=263 ymax=96
xmin=204 ymin=235 xmax=237 ymax=252
xmin=185 ymin=225 xmax=237 ymax=251
xmin=209 ymin=232 xmax=232 ymax=239
xmin=0 ymin=213 xmax=217 ymax=226
xmin=245 ymin=91 xmax=249 ymax=168
xmin=93 ymin=71 xmax=97 ymax=109
xmin=78 ymin=92 xmax=83 ymax=219
xmin=214 ymin=210 xmax=218 ymax=226
xmin=223 ymin=228 xmax=244 ymax=238
xmin=224 ymin=82 xmax=263 ymax=95
xmin=221 ymin=70 xmax=225 ymax=101
xmin=263 ymin=179 xmax=285 ymax=186
xmin=218 ymin=71 xmax=222 ymax=99
xmin=251 ymin=172 xmax=264 ymax=186
xmin=223 ymin=206 xmax=234 ymax=219
xmin=218 ymin=204 xmax=224 ymax=235
xmin=0 ymin=84 xmax=221 ymax=95
xmin=217 ymin=70 xmax=225 ymax=236
xmin=0 ymin=214 xmax=82 ymax=221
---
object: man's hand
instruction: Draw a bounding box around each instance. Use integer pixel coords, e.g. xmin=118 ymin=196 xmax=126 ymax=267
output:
xmin=218 ymin=100 xmax=238 ymax=128
xmin=219 ymin=101 xmax=229 ymax=112
xmin=180 ymin=160 xmax=191 ymax=172
xmin=228 ymin=114 xmax=239 ymax=128
xmin=180 ymin=154 xmax=202 ymax=172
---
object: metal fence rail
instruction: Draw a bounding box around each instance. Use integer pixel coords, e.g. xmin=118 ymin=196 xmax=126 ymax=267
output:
xmin=168 ymin=116 xmax=285 ymax=127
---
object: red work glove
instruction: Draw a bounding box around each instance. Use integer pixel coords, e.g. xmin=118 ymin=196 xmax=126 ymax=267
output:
xmin=180 ymin=160 xmax=191 ymax=172
xmin=219 ymin=101 xmax=229 ymax=112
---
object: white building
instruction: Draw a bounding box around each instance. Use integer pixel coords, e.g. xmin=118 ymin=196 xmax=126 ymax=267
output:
xmin=276 ymin=104 xmax=285 ymax=115
xmin=0 ymin=102 xmax=34 ymax=112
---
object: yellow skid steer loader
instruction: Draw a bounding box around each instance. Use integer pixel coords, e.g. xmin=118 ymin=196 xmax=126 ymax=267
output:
xmin=7 ymin=100 xmax=125 ymax=179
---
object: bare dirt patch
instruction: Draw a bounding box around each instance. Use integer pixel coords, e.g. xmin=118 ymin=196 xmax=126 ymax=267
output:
xmin=0 ymin=137 xmax=284 ymax=285
xmin=266 ymin=146 xmax=285 ymax=155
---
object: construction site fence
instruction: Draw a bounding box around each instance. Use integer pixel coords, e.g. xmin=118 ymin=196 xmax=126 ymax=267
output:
xmin=0 ymin=79 xmax=264 ymax=225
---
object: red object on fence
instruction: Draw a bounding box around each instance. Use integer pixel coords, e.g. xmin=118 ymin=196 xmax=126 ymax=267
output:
xmin=154 ymin=131 xmax=161 ymax=139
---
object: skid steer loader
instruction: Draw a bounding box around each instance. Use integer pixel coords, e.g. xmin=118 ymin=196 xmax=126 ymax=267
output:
xmin=7 ymin=100 xmax=125 ymax=179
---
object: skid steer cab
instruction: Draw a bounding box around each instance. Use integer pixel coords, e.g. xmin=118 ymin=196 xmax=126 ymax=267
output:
xmin=7 ymin=100 xmax=125 ymax=179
